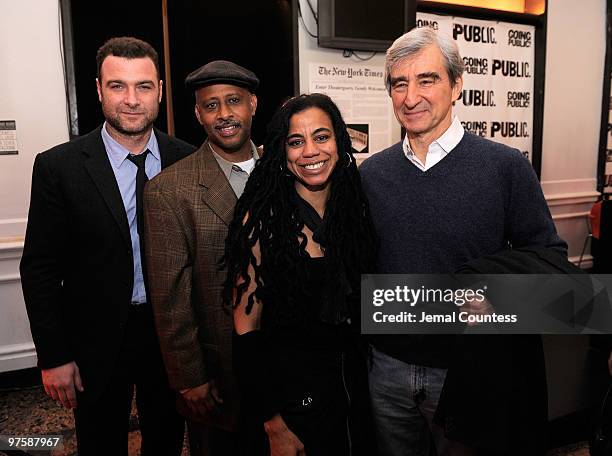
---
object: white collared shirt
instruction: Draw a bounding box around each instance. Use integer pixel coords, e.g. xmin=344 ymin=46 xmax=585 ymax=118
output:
xmin=402 ymin=116 xmax=465 ymax=171
xmin=101 ymin=122 xmax=161 ymax=304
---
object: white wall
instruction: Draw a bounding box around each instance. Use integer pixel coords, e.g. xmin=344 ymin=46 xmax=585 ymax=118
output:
xmin=540 ymin=0 xmax=606 ymax=265
xmin=540 ymin=0 xmax=606 ymax=420
xmin=541 ymin=0 xmax=605 ymax=186
xmin=0 ymin=0 xmax=70 ymax=371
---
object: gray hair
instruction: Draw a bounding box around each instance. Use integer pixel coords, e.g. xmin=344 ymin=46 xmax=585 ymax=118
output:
xmin=384 ymin=27 xmax=465 ymax=94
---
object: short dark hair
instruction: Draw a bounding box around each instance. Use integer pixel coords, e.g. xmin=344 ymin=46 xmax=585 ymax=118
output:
xmin=96 ymin=36 xmax=160 ymax=80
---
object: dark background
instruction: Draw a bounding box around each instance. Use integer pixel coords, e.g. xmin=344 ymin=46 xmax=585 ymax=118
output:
xmin=67 ymin=0 xmax=295 ymax=147
xmin=68 ymin=1 xmax=168 ymax=134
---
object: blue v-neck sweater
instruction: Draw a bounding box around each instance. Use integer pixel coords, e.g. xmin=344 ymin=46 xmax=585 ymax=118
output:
xmin=360 ymin=133 xmax=566 ymax=366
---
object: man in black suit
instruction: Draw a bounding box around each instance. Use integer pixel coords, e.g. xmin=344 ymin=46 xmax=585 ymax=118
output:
xmin=20 ymin=37 xmax=194 ymax=455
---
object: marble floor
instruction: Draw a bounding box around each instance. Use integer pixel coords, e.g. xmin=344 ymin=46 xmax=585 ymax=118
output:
xmin=0 ymin=369 xmax=590 ymax=456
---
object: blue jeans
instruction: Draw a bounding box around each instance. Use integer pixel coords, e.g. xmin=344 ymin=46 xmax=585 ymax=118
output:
xmin=368 ymin=346 xmax=473 ymax=456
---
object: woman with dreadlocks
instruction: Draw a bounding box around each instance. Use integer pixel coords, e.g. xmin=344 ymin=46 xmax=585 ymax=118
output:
xmin=223 ymin=93 xmax=377 ymax=455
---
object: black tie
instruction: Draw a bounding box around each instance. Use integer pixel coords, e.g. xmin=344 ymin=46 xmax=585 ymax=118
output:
xmin=127 ymin=149 xmax=150 ymax=239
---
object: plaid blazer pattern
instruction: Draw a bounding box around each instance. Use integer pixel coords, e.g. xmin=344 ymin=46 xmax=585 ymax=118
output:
xmin=143 ymin=141 xmax=238 ymax=429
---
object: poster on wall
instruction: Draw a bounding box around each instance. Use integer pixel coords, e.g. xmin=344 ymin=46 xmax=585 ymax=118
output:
xmin=604 ymin=81 xmax=612 ymax=194
xmin=0 ymin=120 xmax=18 ymax=155
xmin=416 ymin=12 xmax=535 ymax=162
xmin=308 ymin=63 xmax=394 ymax=159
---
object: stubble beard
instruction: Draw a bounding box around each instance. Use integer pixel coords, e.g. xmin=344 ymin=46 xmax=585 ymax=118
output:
xmin=105 ymin=110 xmax=157 ymax=137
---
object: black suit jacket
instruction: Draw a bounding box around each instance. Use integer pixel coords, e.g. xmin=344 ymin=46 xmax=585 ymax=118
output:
xmin=435 ymin=247 xmax=587 ymax=454
xmin=20 ymin=125 xmax=194 ymax=404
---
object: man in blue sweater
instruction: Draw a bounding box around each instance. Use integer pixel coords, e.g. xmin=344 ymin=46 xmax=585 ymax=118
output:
xmin=360 ymin=27 xmax=566 ymax=456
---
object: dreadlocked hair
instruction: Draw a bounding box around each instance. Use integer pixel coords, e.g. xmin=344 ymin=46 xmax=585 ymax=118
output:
xmin=222 ymin=93 xmax=378 ymax=327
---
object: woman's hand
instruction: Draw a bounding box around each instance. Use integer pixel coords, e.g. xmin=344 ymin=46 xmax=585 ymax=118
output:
xmin=264 ymin=414 xmax=306 ymax=456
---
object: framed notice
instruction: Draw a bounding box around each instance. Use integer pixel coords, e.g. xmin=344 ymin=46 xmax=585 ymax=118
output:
xmin=0 ymin=120 xmax=18 ymax=155
xmin=416 ymin=12 xmax=536 ymax=162
xmin=308 ymin=62 xmax=395 ymax=159
xmin=602 ymin=80 xmax=612 ymax=195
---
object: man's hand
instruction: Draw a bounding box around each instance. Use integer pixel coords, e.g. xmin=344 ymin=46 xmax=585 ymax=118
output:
xmin=461 ymin=295 xmax=495 ymax=326
xmin=264 ymin=414 xmax=306 ymax=456
xmin=180 ymin=380 xmax=223 ymax=420
xmin=42 ymin=361 xmax=84 ymax=409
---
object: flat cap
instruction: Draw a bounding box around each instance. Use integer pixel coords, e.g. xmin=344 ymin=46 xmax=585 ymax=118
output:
xmin=185 ymin=60 xmax=259 ymax=92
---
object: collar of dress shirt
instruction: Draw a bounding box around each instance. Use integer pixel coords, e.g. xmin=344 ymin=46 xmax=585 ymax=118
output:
xmin=210 ymin=140 xmax=260 ymax=179
xmin=101 ymin=122 xmax=160 ymax=169
xmin=402 ymin=116 xmax=465 ymax=167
